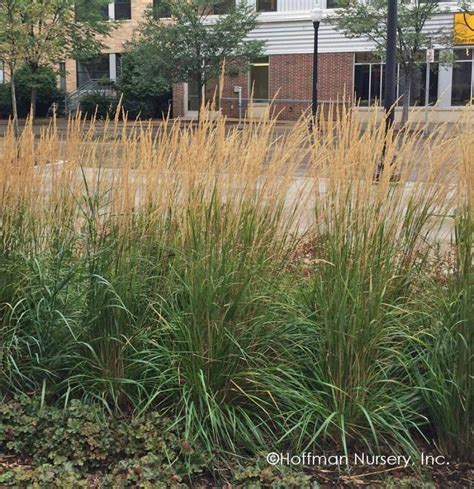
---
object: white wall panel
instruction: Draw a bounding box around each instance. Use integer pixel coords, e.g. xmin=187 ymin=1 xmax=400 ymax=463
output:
xmin=248 ymin=13 xmax=457 ymax=54
xmin=278 ymin=0 xmax=314 ymax=11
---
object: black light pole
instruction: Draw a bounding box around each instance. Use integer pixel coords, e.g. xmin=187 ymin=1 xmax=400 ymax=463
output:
xmin=384 ymin=0 xmax=397 ymax=134
xmin=310 ymin=7 xmax=323 ymax=131
xmin=377 ymin=0 xmax=397 ymax=178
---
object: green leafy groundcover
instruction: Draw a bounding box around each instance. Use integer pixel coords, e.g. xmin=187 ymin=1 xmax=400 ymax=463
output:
xmin=0 ymin=397 xmax=471 ymax=488
xmin=0 ymin=396 xmax=209 ymax=487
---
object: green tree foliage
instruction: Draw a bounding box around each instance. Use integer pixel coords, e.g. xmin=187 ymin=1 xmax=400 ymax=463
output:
xmin=0 ymin=0 xmax=28 ymax=135
xmin=0 ymin=0 xmax=113 ymax=122
xmin=120 ymin=42 xmax=170 ymax=100
xmin=0 ymin=65 xmax=63 ymax=118
xmin=330 ymin=0 xmax=452 ymax=124
xmin=125 ymin=0 xmax=264 ymax=118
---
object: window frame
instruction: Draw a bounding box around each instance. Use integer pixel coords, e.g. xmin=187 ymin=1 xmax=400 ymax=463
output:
xmin=451 ymin=48 xmax=474 ymax=106
xmin=353 ymin=54 xmax=385 ymax=106
xmin=353 ymin=51 xmax=440 ymax=107
xmin=256 ymin=0 xmax=277 ymax=13
xmin=75 ymin=0 xmax=110 ymax=22
xmin=249 ymin=56 xmax=270 ymax=103
xmin=114 ymin=0 xmax=132 ymax=20
xmin=152 ymin=0 xmax=171 ymax=18
xmin=76 ymin=54 xmax=111 ymax=88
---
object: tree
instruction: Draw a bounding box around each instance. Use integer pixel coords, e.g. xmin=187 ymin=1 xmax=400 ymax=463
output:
xmin=0 ymin=0 xmax=113 ymax=122
xmin=0 ymin=0 xmax=27 ymax=136
xmin=331 ymin=0 xmax=452 ymax=125
xmin=128 ymin=0 xmax=264 ymax=120
xmin=118 ymin=43 xmax=172 ymax=118
xmin=119 ymin=42 xmax=170 ymax=102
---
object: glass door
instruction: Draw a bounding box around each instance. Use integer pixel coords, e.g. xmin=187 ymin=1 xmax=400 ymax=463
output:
xmin=185 ymin=75 xmax=221 ymax=117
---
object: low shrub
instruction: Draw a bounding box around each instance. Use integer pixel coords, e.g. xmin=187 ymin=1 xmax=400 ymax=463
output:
xmin=79 ymin=91 xmax=119 ymax=119
xmin=121 ymin=94 xmax=172 ymax=119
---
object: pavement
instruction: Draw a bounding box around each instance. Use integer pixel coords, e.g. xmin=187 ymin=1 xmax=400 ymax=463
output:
xmin=35 ymin=162 xmax=458 ymax=250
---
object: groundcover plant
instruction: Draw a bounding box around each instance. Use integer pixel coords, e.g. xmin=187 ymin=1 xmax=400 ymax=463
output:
xmin=0 ymin=107 xmax=472 ymax=486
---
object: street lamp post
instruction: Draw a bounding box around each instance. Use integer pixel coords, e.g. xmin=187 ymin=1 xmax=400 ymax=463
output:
xmin=384 ymin=0 xmax=397 ymax=133
xmin=377 ymin=0 xmax=397 ymax=178
xmin=311 ymin=6 xmax=323 ymax=130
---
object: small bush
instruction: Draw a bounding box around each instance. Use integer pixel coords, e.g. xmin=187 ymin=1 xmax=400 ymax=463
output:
xmin=79 ymin=92 xmax=119 ymax=119
xmin=121 ymin=94 xmax=172 ymax=119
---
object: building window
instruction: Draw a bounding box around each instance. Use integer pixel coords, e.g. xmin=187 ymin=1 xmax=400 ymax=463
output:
xmin=212 ymin=0 xmax=234 ymax=15
xmin=76 ymin=54 xmax=110 ymax=87
xmin=250 ymin=57 xmax=269 ymax=102
xmin=75 ymin=1 xmax=109 ymax=21
xmin=451 ymin=48 xmax=473 ymax=106
xmin=354 ymin=52 xmax=439 ymax=107
xmin=256 ymin=0 xmax=277 ymax=12
xmin=116 ymin=54 xmax=122 ymax=78
xmin=59 ymin=62 xmax=67 ymax=91
xmin=354 ymin=53 xmax=385 ymax=106
xmin=187 ymin=76 xmax=220 ymax=112
xmin=398 ymin=62 xmax=439 ymax=107
xmin=153 ymin=0 xmax=171 ymax=18
xmin=115 ymin=0 xmax=131 ymax=20
xmin=326 ymin=0 xmax=340 ymax=8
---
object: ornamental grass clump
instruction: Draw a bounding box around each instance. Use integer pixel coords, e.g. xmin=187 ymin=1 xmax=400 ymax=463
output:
xmin=0 ymin=107 xmax=471 ymax=460
xmin=272 ymin=110 xmax=461 ymax=458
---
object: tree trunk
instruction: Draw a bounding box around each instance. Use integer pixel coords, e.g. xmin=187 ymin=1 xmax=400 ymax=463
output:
xmin=29 ymin=63 xmax=39 ymax=122
xmin=9 ymin=65 xmax=19 ymax=138
xmin=401 ymin=68 xmax=412 ymax=127
xmin=30 ymin=86 xmax=37 ymax=122
xmin=197 ymin=80 xmax=204 ymax=124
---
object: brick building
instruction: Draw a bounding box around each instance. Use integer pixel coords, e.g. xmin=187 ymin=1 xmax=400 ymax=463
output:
xmin=170 ymin=0 xmax=474 ymax=122
xmin=1 ymin=0 xmax=473 ymax=122
xmin=62 ymin=0 xmax=153 ymax=98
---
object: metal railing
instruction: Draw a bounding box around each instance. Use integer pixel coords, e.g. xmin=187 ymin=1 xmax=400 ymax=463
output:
xmin=65 ymin=79 xmax=116 ymax=113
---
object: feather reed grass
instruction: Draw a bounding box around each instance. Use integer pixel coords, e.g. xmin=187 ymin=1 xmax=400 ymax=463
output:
xmin=0 ymin=106 xmax=471 ymax=460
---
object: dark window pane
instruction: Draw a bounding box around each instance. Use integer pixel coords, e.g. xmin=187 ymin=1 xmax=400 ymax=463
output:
xmin=75 ymin=1 xmax=109 ymax=22
xmin=427 ymin=65 xmax=439 ymax=105
xmin=451 ymin=61 xmax=472 ymax=106
xmin=454 ymin=49 xmax=472 ymax=62
xmin=205 ymin=79 xmax=220 ymax=108
xmin=250 ymin=57 xmax=269 ymax=101
xmin=76 ymin=54 xmax=110 ymax=87
xmin=188 ymin=75 xmax=200 ymax=111
xmin=59 ymin=62 xmax=67 ymax=91
xmin=213 ymin=0 xmax=234 ymax=14
xmin=116 ymin=54 xmax=122 ymax=78
xmin=153 ymin=0 xmax=171 ymax=18
xmin=398 ymin=70 xmax=409 ymax=106
xmin=115 ymin=0 xmax=131 ymax=20
xmin=354 ymin=64 xmax=370 ymax=106
xmin=326 ymin=0 xmax=340 ymax=8
xmin=256 ymin=0 xmax=277 ymax=12
xmin=409 ymin=65 xmax=424 ymax=106
xmin=412 ymin=63 xmax=439 ymax=106
xmin=370 ymin=64 xmax=382 ymax=105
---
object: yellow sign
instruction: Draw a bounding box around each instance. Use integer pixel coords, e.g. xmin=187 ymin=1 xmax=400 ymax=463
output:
xmin=454 ymin=12 xmax=474 ymax=45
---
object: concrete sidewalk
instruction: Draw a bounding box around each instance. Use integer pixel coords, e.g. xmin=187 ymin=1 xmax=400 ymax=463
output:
xmin=0 ymin=116 xmax=465 ymax=138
